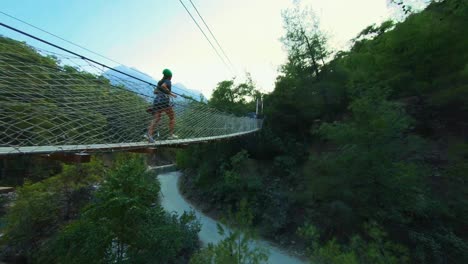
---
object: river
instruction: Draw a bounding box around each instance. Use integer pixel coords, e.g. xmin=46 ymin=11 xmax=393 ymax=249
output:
xmin=158 ymin=171 xmax=306 ymax=264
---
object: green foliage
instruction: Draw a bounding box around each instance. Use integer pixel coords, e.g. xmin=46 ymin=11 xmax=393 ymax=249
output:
xmin=0 ymin=156 xmax=62 ymax=186
xmin=217 ymin=150 xmax=261 ymax=204
xmin=179 ymin=1 xmax=468 ymax=263
xmin=300 ymin=222 xmax=410 ymax=264
xmin=410 ymin=228 xmax=468 ymax=264
xmin=178 ymin=139 xmax=294 ymax=235
xmin=0 ymin=36 xmax=150 ymax=147
xmin=303 ymin=95 xmax=428 ymax=231
xmin=209 ymin=74 xmax=261 ymax=116
xmin=38 ymin=154 xmax=201 ymax=263
xmin=190 ymin=199 xmax=269 ymax=264
xmin=1 ymin=158 xmax=105 ymax=259
xmin=281 ymin=3 xmax=330 ymax=80
xmin=179 ymin=143 xmax=266 ymax=211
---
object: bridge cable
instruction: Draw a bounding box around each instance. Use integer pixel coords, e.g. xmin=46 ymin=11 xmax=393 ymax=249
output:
xmin=177 ymin=0 xmax=234 ymax=75
xmin=1 ymin=11 xmax=126 ymax=69
xmin=0 ymin=11 xmax=200 ymax=98
xmin=187 ymin=0 xmax=236 ymax=73
xmin=0 ymin=22 xmax=206 ymax=103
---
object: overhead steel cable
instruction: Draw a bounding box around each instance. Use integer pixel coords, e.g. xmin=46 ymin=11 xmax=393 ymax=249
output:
xmin=188 ymin=0 xmax=236 ymax=73
xmin=0 ymin=11 xmax=124 ymax=68
xmin=177 ymin=0 xmax=234 ymax=75
xmin=0 ymin=11 xmax=200 ymax=99
xmin=0 ymin=22 xmax=204 ymax=103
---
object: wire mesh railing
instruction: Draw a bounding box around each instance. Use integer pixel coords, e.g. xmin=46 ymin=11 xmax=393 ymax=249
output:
xmin=0 ymin=37 xmax=261 ymax=155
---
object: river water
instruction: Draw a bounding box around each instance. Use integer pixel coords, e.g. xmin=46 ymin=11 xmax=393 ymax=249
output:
xmin=158 ymin=171 xmax=306 ymax=264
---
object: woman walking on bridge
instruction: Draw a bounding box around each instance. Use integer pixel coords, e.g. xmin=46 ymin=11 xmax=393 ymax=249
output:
xmin=145 ymin=68 xmax=178 ymax=142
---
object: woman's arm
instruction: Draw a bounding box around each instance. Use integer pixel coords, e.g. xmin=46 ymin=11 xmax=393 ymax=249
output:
xmin=161 ymin=83 xmax=177 ymax=98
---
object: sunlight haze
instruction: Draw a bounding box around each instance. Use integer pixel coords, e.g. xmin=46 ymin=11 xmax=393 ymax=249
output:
xmin=1 ymin=0 xmax=395 ymax=97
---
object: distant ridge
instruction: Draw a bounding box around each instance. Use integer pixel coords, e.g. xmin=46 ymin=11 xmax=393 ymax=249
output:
xmin=103 ymin=65 xmax=206 ymax=102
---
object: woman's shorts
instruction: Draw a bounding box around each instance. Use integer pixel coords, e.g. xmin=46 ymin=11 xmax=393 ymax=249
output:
xmin=152 ymin=102 xmax=170 ymax=112
xmin=152 ymin=96 xmax=170 ymax=111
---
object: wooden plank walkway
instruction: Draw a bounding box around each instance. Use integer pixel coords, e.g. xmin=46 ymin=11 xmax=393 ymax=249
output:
xmin=0 ymin=128 xmax=260 ymax=156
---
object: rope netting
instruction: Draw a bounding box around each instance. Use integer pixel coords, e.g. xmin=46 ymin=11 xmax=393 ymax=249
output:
xmin=0 ymin=37 xmax=262 ymax=155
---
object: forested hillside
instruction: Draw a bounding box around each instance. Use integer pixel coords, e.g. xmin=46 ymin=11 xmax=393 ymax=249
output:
xmin=0 ymin=38 xmax=202 ymax=263
xmin=0 ymin=0 xmax=466 ymax=263
xmin=0 ymin=36 xmax=150 ymax=149
xmin=0 ymin=36 xmax=150 ymax=186
xmin=177 ymin=0 xmax=468 ymax=263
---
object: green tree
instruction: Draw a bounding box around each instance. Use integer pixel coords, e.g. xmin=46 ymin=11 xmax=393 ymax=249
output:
xmin=281 ymin=3 xmax=330 ymax=80
xmin=209 ymin=74 xmax=261 ymax=116
xmin=303 ymin=94 xmax=428 ymax=232
xmin=178 ymin=1 xmax=468 ymax=263
xmin=299 ymin=222 xmax=410 ymax=264
xmin=190 ymin=199 xmax=269 ymax=264
xmin=0 ymin=36 xmax=150 ymax=148
xmin=39 ymin=154 xmax=200 ymax=263
xmin=1 ymin=158 xmax=105 ymax=260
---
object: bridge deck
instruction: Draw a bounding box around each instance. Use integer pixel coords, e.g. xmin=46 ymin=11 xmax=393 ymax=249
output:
xmin=0 ymin=129 xmax=259 ymax=156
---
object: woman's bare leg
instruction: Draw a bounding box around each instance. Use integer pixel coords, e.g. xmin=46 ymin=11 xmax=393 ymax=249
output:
xmin=166 ymin=107 xmax=175 ymax=136
xmin=148 ymin=111 xmax=162 ymax=137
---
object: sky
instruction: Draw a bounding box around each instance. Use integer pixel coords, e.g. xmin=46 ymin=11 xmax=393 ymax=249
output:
xmin=1 ymin=0 xmax=404 ymax=98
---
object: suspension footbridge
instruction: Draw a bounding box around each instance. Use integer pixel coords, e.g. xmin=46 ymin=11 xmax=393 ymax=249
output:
xmin=0 ymin=34 xmax=262 ymax=156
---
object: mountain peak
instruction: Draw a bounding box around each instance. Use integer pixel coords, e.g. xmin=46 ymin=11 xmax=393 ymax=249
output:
xmin=103 ymin=65 xmax=206 ymax=102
